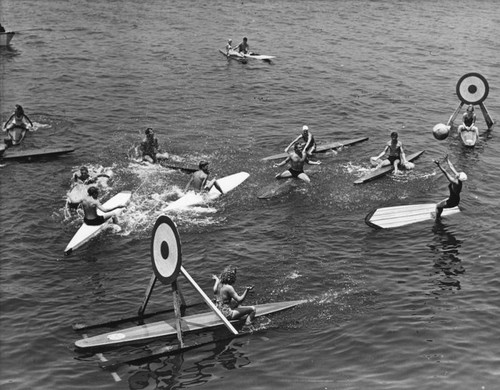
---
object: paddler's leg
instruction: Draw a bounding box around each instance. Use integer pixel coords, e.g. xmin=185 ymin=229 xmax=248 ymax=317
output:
xmin=297 ymin=172 xmax=311 ymax=183
xmin=275 ymin=170 xmax=292 ymax=180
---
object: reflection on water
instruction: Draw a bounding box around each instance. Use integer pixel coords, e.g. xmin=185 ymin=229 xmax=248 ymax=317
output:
xmin=429 ymin=222 xmax=464 ymax=290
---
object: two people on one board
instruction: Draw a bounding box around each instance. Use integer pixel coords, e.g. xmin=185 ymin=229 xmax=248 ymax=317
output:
xmin=128 ymin=127 xmax=169 ymax=164
xmin=212 ymin=266 xmax=256 ymax=326
xmin=184 ymin=161 xmax=224 ymax=194
xmin=434 ymin=155 xmax=466 ymax=222
xmin=1 ymin=105 xmax=34 ymax=152
xmin=81 ymin=186 xmax=126 ymax=226
xmin=225 ymin=37 xmax=250 ymax=55
xmin=458 ymin=104 xmax=479 ymax=139
xmin=371 ymin=131 xmax=414 ymax=174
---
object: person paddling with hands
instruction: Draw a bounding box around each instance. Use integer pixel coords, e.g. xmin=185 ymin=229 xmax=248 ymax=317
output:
xmin=2 ymin=105 xmax=34 ymax=147
xmin=212 ymin=266 xmax=256 ymax=326
xmin=184 ymin=160 xmax=224 ymax=194
xmin=274 ymin=143 xmax=320 ymax=183
xmin=236 ymin=37 xmax=250 ymax=54
xmin=433 ymin=155 xmax=467 ymax=222
xmin=81 ymin=186 xmax=126 ymax=226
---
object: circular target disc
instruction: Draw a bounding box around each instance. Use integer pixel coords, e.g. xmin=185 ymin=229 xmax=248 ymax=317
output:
xmin=456 ymin=72 xmax=489 ymax=104
xmin=151 ymin=216 xmax=182 ymax=284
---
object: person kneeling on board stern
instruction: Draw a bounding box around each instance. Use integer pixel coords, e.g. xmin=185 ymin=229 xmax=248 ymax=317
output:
xmin=458 ymin=105 xmax=479 ymax=139
xmin=434 ymin=155 xmax=467 ymax=221
xmin=2 ymin=104 xmax=34 ymax=149
xmin=82 ymin=187 xmax=125 ymax=226
xmin=286 ymin=125 xmax=317 ymax=157
xmin=184 ymin=160 xmax=224 ymax=194
xmin=212 ymin=266 xmax=256 ymax=326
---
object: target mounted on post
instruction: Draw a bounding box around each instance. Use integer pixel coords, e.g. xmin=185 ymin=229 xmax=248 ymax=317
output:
xmin=151 ymin=216 xmax=182 ymax=284
xmin=456 ymin=72 xmax=489 ymax=105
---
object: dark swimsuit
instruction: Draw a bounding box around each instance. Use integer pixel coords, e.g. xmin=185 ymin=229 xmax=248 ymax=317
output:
xmin=302 ymin=134 xmax=316 ymax=153
xmin=445 ymin=181 xmax=462 ymax=208
xmin=216 ymin=300 xmax=233 ymax=319
xmin=84 ymin=215 xmax=106 ymax=226
xmin=288 ymin=168 xmax=304 ymax=178
xmin=463 ymin=115 xmax=475 ymax=127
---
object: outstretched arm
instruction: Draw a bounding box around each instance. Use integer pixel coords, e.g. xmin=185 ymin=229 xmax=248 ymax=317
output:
xmin=445 ymin=155 xmax=459 ymax=176
xmin=229 ymin=284 xmax=254 ymax=305
xmin=435 ymin=159 xmax=457 ymax=184
xmin=3 ymin=114 xmax=15 ymax=129
xmin=212 ymin=274 xmax=220 ymax=295
xmin=273 ymin=156 xmax=290 ymax=168
xmin=374 ymin=145 xmax=389 ymax=160
xmin=24 ymin=114 xmax=34 ymax=127
xmin=285 ymin=135 xmax=301 ymax=152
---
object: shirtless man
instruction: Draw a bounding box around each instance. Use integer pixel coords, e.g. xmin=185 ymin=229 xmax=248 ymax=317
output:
xmin=274 ymin=143 xmax=320 ymax=183
xmin=371 ymin=131 xmax=410 ymax=174
xmin=184 ymin=161 xmax=224 ymax=194
xmin=2 ymin=105 xmax=34 ymax=147
xmin=285 ymin=125 xmax=317 ymax=156
xmin=81 ymin=187 xmax=126 ymax=226
xmin=212 ymin=266 xmax=256 ymax=326
xmin=73 ymin=166 xmax=96 ymax=185
xmin=236 ymin=37 xmax=250 ymax=54
xmin=140 ymin=128 xmax=170 ymax=163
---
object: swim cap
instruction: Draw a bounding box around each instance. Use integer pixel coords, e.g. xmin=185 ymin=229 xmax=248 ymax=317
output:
xmin=199 ymin=160 xmax=209 ymax=168
xmin=458 ymin=172 xmax=467 ymax=181
xmin=391 ymin=131 xmax=398 ymax=137
xmin=302 ymin=125 xmax=309 ymax=131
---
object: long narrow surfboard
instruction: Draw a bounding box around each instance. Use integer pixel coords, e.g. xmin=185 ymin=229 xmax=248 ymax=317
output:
xmin=75 ymin=299 xmax=306 ymax=350
xmin=64 ymin=191 xmax=131 ymax=255
xmin=365 ymin=203 xmax=460 ymax=229
xmin=159 ymin=160 xmax=198 ymax=173
xmin=354 ymin=150 xmax=425 ymax=184
xmin=2 ymin=146 xmax=75 ymax=160
xmin=261 ymin=137 xmax=369 ymax=161
xmin=166 ymin=171 xmax=249 ymax=210
xmin=218 ymin=49 xmax=247 ymax=63
xmin=243 ymin=53 xmax=276 ymax=61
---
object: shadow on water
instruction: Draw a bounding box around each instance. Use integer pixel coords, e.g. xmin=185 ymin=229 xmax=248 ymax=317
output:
xmin=429 ymin=222 xmax=465 ymax=291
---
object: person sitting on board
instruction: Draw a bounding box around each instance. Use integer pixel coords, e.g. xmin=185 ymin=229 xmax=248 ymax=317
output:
xmin=184 ymin=160 xmax=224 ymax=194
xmin=73 ymin=166 xmax=97 ymax=185
xmin=274 ymin=143 xmax=319 ymax=183
xmin=285 ymin=125 xmax=317 ymax=157
xmin=458 ymin=105 xmax=479 ymax=138
xmin=81 ymin=186 xmax=126 ymax=226
xmin=2 ymin=105 xmax=34 ymax=147
xmin=212 ymin=265 xmax=256 ymax=326
xmin=370 ymin=131 xmax=413 ymax=175
xmin=225 ymin=38 xmax=234 ymax=54
xmin=137 ymin=128 xmax=169 ymax=164
xmin=433 ymin=155 xmax=467 ymax=221
xmin=0 ymin=24 xmax=5 ymax=33
xmin=236 ymin=37 xmax=250 ymax=54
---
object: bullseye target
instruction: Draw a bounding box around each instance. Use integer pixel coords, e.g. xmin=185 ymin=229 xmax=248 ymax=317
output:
xmin=151 ymin=216 xmax=182 ymax=284
xmin=456 ymin=73 xmax=489 ymax=104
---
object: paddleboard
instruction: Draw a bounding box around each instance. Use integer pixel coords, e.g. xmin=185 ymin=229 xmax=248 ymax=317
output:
xmin=1 ymin=146 xmax=75 ymax=160
xmin=365 ymin=203 xmax=460 ymax=229
xmin=64 ymin=191 xmax=131 ymax=255
xmin=261 ymin=137 xmax=369 ymax=161
xmin=166 ymin=171 xmax=249 ymax=210
xmin=218 ymin=49 xmax=247 ymax=63
xmin=459 ymin=129 xmax=478 ymax=147
xmin=75 ymin=299 xmax=306 ymax=350
xmin=159 ymin=160 xmax=198 ymax=173
xmin=354 ymin=150 xmax=424 ymax=184
xmin=243 ymin=53 xmax=276 ymax=61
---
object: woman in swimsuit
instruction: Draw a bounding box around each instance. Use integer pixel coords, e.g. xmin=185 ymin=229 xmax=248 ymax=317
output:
xmin=212 ymin=266 xmax=256 ymax=326
xmin=434 ymin=155 xmax=467 ymax=221
xmin=3 ymin=105 xmax=34 ymax=146
xmin=458 ymin=105 xmax=479 ymax=137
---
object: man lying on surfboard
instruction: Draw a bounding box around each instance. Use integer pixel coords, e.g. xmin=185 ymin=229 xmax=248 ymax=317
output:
xmin=184 ymin=161 xmax=224 ymax=194
xmin=212 ymin=266 xmax=256 ymax=326
xmin=82 ymin=186 xmax=126 ymax=226
xmin=370 ymin=131 xmax=413 ymax=174
xmin=274 ymin=143 xmax=320 ymax=183
xmin=433 ymin=155 xmax=467 ymax=221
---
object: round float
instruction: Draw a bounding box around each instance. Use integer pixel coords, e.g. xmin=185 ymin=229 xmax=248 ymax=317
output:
xmin=456 ymin=73 xmax=489 ymax=104
xmin=151 ymin=216 xmax=182 ymax=284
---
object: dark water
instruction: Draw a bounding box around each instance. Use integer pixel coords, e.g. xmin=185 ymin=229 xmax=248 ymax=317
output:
xmin=1 ymin=0 xmax=499 ymax=389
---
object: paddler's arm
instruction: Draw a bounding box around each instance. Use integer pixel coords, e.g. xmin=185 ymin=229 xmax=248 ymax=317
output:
xmin=183 ymin=176 xmax=194 ymax=193
xmin=212 ymin=274 xmax=220 ymax=294
xmin=97 ymin=202 xmax=126 ymax=213
xmin=399 ymin=144 xmax=408 ymax=164
xmin=24 ymin=114 xmax=34 ymax=128
xmin=434 ymin=159 xmax=458 ymax=184
xmin=3 ymin=114 xmax=15 ymax=129
xmin=212 ymin=179 xmax=224 ymax=194
xmin=273 ymin=156 xmax=290 ymax=168
xmin=285 ymin=136 xmax=301 ymax=152
xmin=229 ymin=285 xmax=254 ymax=304
xmin=374 ymin=145 xmax=389 ymax=161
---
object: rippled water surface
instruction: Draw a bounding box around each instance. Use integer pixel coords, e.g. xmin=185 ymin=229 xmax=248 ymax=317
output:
xmin=1 ymin=0 xmax=499 ymax=389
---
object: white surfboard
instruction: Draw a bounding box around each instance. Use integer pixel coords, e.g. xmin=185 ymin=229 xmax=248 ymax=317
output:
xmin=166 ymin=172 xmax=249 ymax=210
xmin=459 ymin=129 xmax=478 ymax=147
xmin=64 ymin=191 xmax=131 ymax=255
xmin=365 ymin=203 xmax=460 ymax=229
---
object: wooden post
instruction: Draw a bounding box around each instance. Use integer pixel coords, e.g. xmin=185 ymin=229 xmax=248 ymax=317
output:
xmin=138 ymin=274 xmax=157 ymax=318
xmin=180 ymin=266 xmax=238 ymax=335
xmin=446 ymin=102 xmax=464 ymax=127
xmin=479 ymin=102 xmax=494 ymax=129
xmin=172 ymin=281 xmax=184 ymax=347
